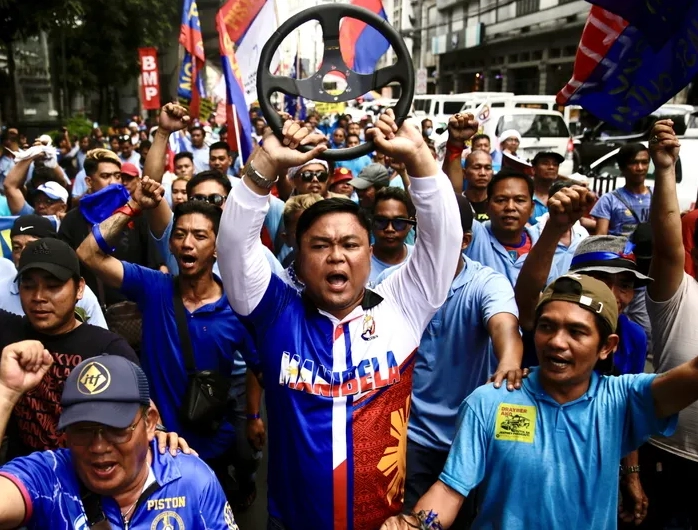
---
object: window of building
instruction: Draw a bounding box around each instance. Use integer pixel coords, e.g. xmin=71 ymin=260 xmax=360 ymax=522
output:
xmin=451 ymin=4 xmax=464 ymax=31
xmin=516 ymin=0 xmax=540 ymax=17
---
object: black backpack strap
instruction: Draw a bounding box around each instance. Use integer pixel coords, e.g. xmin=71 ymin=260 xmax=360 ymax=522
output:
xmin=172 ymin=276 xmax=197 ymax=374
xmin=79 ymin=481 xmax=112 ymax=529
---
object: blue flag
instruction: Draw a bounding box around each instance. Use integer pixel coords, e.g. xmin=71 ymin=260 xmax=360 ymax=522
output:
xmin=557 ymin=3 xmax=698 ymax=131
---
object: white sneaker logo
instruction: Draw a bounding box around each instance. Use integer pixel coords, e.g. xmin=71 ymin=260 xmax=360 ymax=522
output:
xmin=19 ymin=226 xmax=33 ymax=232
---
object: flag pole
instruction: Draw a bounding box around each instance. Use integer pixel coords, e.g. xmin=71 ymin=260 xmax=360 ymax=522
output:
xmin=232 ymin=104 xmax=245 ymax=165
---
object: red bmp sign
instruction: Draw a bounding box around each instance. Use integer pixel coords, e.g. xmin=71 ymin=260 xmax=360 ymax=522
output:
xmin=139 ymin=47 xmax=161 ymax=110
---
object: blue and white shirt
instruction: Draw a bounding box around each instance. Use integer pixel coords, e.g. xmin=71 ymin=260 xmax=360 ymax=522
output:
xmin=0 ymin=440 xmax=238 ymax=529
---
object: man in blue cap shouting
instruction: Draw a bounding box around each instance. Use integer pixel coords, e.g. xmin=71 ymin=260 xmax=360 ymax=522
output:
xmin=0 ymin=343 xmax=238 ymax=529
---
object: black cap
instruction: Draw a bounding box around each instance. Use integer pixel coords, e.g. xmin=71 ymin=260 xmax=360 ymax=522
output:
xmin=455 ymin=194 xmax=474 ymax=232
xmin=10 ymin=215 xmax=56 ymax=239
xmin=58 ymin=355 xmax=150 ymax=430
xmin=16 ymin=238 xmax=80 ymax=282
xmin=532 ymin=151 xmax=565 ymax=165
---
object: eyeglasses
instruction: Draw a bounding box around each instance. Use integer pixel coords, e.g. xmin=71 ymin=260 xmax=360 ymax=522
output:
xmin=190 ymin=194 xmax=226 ymax=206
xmin=298 ymin=170 xmax=329 ymax=183
xmin=65 ymin=415 xmax=144 ymax=446
xmin=373 ymin=216 xmax=416 ymax=231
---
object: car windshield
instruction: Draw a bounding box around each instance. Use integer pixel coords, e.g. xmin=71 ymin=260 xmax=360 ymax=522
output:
xmin=495 ymin=114 xmax=569 ymax=138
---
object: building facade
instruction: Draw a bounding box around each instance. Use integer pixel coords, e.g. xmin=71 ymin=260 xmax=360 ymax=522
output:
xmin=429 ymin=0 xmax=589 ymax=95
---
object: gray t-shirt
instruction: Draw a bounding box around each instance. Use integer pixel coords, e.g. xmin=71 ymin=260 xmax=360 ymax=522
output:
xmin=646 ymin=272 xmax=698 ymax=462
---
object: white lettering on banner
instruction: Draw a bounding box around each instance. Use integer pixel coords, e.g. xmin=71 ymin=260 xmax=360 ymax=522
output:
xmin=139 ymin=47 xmax=161 ymax=110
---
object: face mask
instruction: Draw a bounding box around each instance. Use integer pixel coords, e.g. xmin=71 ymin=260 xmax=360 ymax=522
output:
xmin=79 ymin=183 xmax=131 ymax=226
xmin=424 ymin=128 xmax=433 ymax=136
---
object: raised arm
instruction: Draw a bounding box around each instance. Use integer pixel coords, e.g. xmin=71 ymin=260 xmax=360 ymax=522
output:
xmin=0 ymin=341 xmax=53 ymax=529
xmin=143 ymin=104 xmax=190 ymax=238
xmin=374 ymin=111 xmax=465 ymax=336
xmin=647 ymin=120 xmax=683 ymax=302
xmin=76 ymin=180 xmax=160 ymax=289
xmin=441 ymin=114 xmax=470 ymax=194
xmin=218 ymin=123 xmax=327 ymax=316
xmin=515 ymin=185 xmax=595 ymax=330
xmin=652 ymin=354 xmax=698 ymax=418
xmin=4 ymin=158 xmax=35 ymax=214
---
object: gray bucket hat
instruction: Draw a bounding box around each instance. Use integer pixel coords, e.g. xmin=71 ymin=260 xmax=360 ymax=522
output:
xmin=568 ymin=235 xmax=652 ymax=286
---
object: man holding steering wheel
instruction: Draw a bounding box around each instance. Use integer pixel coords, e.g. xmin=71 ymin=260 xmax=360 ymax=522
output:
xmin=217 ymin=110 xmax=468 ymax=530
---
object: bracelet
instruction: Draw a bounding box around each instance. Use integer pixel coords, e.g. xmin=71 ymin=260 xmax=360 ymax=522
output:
xmin=620 ymin=465 xmax=640 ymax=476
xmin=247 ymin=413 xmax=261 ymax=420
xmin=92 ymin=224 xmax=115 ymax=254
xmin=446 ymin=141 xmax=465 ymax=163
xmin=400 ymin=510 xmax=443 ymax=530
xmin=113 ymin=203 xmax=142 ymax=218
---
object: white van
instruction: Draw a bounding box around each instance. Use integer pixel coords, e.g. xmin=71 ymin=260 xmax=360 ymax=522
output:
xmin=413 ymin=93 xmax=514 ymax=122
xmin=483 ymin=108 xmax=575 ymax=176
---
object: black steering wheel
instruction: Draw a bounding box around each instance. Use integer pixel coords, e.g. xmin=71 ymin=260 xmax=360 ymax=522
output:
xmin=257 ymin=4 xmax=415 ymax=162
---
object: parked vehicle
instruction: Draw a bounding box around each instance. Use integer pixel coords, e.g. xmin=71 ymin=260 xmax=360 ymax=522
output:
xmin=573 ymin=105 xmax=693 ymax=172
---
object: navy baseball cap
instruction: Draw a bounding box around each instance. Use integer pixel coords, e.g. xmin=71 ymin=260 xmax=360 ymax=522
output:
xmin=58 ymin=355 xmax=150 ymax=430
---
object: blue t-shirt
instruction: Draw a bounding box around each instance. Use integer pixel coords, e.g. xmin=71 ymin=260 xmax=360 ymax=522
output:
xmin=409 ymin=257 xmax=518 ymax=451
xmin=0 ymin=440 xmax=238 ymax=529
xmin=441 ymin=369 xmax=677 ymax=530
xmin=590 ymin=187 xmax=652 ymax=236
xmin=369 ymin=244 xmax=413 ymax=283
xmin=121 ymin=262 xmax=257 ymax=458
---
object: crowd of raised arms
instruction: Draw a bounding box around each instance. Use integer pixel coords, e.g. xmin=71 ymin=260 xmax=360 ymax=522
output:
xmin=0 ymin=102 xmax=695 ymax=530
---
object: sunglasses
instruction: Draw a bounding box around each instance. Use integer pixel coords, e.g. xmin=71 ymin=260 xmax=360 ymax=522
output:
xmin=190 ymin=194 xmax=226 ymax=207
xmin=298 ymin=170 xmax=329 ymax=183
xmin=373 ymin=216 xmax=416 ymax=232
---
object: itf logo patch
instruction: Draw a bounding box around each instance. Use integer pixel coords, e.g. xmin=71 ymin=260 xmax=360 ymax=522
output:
xmin=77 ymin=362 xmax=111 ymax=395
xmin=494 ymin=403 xmax=536 ymax=443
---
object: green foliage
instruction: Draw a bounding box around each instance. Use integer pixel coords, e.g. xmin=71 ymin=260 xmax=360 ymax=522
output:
xmin=57 ymin=0 xmax=178 ymax=96
xmin=43 ymin=114 xmax=93 ymax=139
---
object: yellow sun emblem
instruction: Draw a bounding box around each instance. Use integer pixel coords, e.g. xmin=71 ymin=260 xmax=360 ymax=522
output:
xmin=377 ymin=395 xmax=411 ymax=505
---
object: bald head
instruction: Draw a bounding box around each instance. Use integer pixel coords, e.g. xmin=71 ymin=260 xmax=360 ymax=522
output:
xmin=464 ymin=150 xmax=494 ymax=191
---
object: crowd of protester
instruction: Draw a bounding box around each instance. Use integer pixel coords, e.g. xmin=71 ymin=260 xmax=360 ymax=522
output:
xmin=0 ymin=102 xmax=694 ymax=530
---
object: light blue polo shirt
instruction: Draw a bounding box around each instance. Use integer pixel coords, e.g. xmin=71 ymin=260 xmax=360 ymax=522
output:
xmin=369 ymin=244 xmax=413 ymax=283
xmin=529 ymin=195 xmax=547 ymax=225
xmin=466 ymin=221 xmax=579 ymax=286
xmin=121 ymin=262 xmax=257 ymax=459
xmin=409 ymin=256 xmax=518 ymax=451
xmin=0 ymin=439 xmax=237 ymax=529
xmin=0 ymin=272 xmax=108 ymax=329
xmin=441 ymin=369 xmax=677 ymax=530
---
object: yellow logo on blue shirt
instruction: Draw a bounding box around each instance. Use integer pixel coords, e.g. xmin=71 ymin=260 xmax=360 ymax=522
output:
xmin=494 ymin=403 xmax=536 ymax=443
xmin=150 ymin=511 xmax=184 ymax=530
xmin=77 ymin=362 xmax=111 ymax=395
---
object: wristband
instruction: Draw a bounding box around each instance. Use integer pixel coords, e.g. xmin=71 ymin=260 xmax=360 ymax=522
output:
xmin=92 ymin=224 xmax=115 ymax=254
xmin=113 ymin=203 xmax=142 ymax=218
xmin=247 ymin=413 xmax=261 ymax=420
xmin=446 ymin=141 xmax=465 ymax=163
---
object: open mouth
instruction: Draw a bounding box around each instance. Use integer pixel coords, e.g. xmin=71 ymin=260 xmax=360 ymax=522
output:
xmin=545 ymin=355 xmax=572 ymax=370
xmin=91 ymin=461 xmax=117 ymax=477
xmin=501 ymin=216 xmax=519 ymax=222
xmin=326 ymin=272 xmax=348 ymax=291
xmin=180 ymin=255 xmax=197 ymax=267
